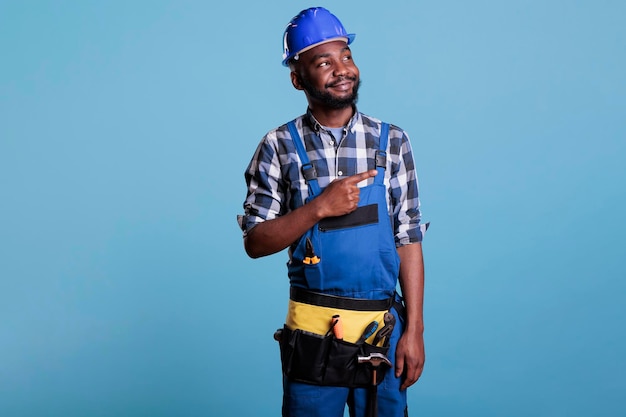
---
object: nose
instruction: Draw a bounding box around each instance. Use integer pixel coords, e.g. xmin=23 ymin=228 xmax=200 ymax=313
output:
xmin=333 ymin=60 xmax=349 ymax=77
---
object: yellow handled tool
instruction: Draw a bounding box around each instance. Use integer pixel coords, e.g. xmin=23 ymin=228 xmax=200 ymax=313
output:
xmin=303 ymin=237 xmax=320 ymax=265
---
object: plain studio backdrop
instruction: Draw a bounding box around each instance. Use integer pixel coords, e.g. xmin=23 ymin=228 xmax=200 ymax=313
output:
xmin=1 ymin=1 xmax=624 ymax=416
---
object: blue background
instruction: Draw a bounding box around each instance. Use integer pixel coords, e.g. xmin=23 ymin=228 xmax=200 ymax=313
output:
xmin=1 ymin=1 xmax=624 ymax=416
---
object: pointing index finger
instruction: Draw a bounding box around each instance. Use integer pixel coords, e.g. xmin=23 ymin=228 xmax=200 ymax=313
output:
xmin=344 ymin=169 xmax=378 ymax=185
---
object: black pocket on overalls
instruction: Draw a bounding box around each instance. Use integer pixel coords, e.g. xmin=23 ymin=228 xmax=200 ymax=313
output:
xmin=324 ymin=339 xmax=361 ymax=385
xmin=318 ymin=204 xmax=379 ymax=231
xmin=279 ymin=326 xmax=390 ymax=387
xmin=279 ymin=326 xmax=330 ymax=384
xmin=353 ymin=343 xmax=390 ymax=386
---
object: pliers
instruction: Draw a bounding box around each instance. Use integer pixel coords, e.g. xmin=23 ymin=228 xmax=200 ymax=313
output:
xmin=372 ymin=312 xmax=396 ymax=346
xmin=303 ymin=237 xmax=320 ymax=265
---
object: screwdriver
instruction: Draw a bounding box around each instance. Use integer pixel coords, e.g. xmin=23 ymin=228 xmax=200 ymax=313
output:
xmin=356 ymin=320 xmax=379 ymax=345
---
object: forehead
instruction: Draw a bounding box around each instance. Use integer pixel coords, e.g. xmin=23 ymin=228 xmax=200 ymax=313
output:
xmin=298 ymin=40 xmax=351 ymax=63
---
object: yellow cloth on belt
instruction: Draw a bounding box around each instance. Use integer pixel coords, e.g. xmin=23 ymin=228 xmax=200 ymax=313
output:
xmin=286 ymin=299 xmax=387 ymax=344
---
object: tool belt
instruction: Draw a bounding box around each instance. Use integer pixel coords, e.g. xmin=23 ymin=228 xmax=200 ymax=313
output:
xmin=276 ymin=287 xmax=399 ymax=387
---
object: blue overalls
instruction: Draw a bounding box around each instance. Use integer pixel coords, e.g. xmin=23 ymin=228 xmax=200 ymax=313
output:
xmin=282 ymin=121 xmax=408 ymax=417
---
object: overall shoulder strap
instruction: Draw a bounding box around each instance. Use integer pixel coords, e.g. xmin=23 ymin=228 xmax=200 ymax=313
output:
xmin=374 ymin=122 xmax=389 ymax=185
xmin=287 ymin=120 xmax=321 ymax=198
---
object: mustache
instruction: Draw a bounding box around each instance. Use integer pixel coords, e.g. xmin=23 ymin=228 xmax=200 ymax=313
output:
xmin=325 ymin=75 xmax=358 ymax=88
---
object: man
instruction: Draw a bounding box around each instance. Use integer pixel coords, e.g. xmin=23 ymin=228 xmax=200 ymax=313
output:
xmin=238 ymin=7 xmax=427 ymax=417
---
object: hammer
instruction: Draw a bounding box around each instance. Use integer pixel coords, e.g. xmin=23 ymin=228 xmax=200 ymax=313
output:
xmin=358 ymin=353 xmax=392 ymax=417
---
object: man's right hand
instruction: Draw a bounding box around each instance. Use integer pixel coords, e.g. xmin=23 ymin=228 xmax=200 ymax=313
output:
xmin=314 ymin=169 xmax=378 ymax=218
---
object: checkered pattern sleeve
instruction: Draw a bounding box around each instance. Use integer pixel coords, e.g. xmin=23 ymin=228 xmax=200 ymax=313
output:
xmin=388 ymin=126 xmax=425 ymax=246
xmin=238 ymin=129 xmax=286 ymax=236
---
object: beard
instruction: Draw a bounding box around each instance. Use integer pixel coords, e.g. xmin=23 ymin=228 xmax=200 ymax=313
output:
xmin=299 ymin=74 xmax=361 ymax=110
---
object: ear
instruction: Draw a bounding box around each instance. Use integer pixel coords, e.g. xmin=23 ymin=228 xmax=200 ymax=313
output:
xmin=290 ymin=71 xmax=304 ymax=91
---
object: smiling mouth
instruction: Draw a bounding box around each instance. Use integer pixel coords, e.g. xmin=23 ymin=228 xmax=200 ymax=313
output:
xmin=326 ymin=76 xmax=357 ymax=89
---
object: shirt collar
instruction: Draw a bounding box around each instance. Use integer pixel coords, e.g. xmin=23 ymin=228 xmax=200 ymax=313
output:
xmin=304 ymin=107 xmax=360 ymax=134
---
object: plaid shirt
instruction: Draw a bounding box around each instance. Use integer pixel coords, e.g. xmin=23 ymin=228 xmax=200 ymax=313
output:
xmin=238 ymin=108 xmax=425 ymax=247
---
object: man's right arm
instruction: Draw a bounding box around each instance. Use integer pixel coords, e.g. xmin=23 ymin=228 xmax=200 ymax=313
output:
xmin=244 ymin=170 xmax=378 ymax=258
xmin=244 ymin=199 xmax=323 ymax=258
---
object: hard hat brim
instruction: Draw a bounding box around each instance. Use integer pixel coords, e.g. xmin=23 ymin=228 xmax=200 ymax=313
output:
xmin=282 ymin=34 xmax=356 ymax=67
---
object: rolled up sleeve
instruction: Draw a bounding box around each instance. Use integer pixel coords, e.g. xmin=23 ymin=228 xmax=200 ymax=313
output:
xmin=238 ymin=133 xmax=285 ymax=236
xmin=389 ymin=130 xmax=427 ymax=246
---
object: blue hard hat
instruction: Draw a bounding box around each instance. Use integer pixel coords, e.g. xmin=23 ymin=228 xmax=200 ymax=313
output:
xmin=282 ymin=7 xmax=356 ymax=67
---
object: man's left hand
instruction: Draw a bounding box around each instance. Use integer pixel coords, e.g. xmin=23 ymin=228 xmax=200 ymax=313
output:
xmin=395 ymin=330 xmax=425 ymax=390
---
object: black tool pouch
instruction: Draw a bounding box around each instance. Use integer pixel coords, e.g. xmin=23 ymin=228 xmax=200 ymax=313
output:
xmin=278 ymin=326 xmax=390 ymax=387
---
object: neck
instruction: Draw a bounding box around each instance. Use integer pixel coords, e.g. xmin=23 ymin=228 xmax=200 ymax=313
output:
xmin=308 ymin=105 xmax=354 ymax=128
